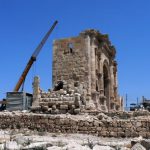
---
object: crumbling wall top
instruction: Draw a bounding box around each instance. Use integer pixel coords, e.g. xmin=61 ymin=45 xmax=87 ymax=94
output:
xmin=80 ymin=29 xmax=116 ymax=58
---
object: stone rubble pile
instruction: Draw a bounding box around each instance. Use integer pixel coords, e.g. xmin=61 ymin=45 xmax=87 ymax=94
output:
xmin=1 ymin=130 xmax=150 ymax=150
xmin=32 ymin=80 xmax=87 ymax=114
xmin=106 ymin=110 xmax=150 ymax=120
xmin=39 ymin=89 xmax=85 ymax=114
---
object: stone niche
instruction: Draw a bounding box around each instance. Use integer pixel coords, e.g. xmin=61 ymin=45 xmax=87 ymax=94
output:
xmin=52 ymin=29 xmax=123 ymax=112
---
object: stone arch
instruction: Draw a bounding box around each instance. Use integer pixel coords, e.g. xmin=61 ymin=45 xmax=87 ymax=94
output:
xmin=102 ymin=60 xmax=110 ymax=110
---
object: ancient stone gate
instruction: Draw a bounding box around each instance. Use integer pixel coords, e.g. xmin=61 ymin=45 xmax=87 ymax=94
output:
xmin=53 ymin=29 xmax=123 ymax=112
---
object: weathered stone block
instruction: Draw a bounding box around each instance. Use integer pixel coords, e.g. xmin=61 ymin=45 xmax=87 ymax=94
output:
xmin=60 ymin=105 xmax=68 ymax=110
xmin=141 ymin=140 xmax=150 ymax=150
xmin=59 ymin=109 xmax=67 ymax=114
xmin=96 ymin=127 xmax=102 ymax=131
xmin=41 ymin=106 xmax=48 ymax=112
xmin=108 ymin=127 xmax=117 ymax=132
xmin=71 ymin=105 xmax=75 ymax=109
xmin=131 ymin=131 xmax=139 ymax=137
xmin=109 ymin=131 xmax=117 ymax=137
xmin=52 ymin=105 xmax=56 ymax=110
xmin=30 ymin=106 xmax=41 ymax=111
xmin=146 ymin=132 xmax=150 ymax=138
xmin=139 ymin=131 xmax=147 ymax=138
xmin=136 ymin=127 xmax=146 ymax=132
xmin=51 ymin=109 xmax=59 ymax=114
xmin=100 ymin=131 xmax=109 ymax=137
xmin=74 ymin=108 xmax=80 ymax=114
xmin=117 ymin=132 xmax=125 ymax=137
xmin=136 ymin=121 xmax=142 ymax=127
xmin=125 ymin=130 xmax=131 ymax=137
xmin=131 ymin=143 xmax=146 ymax=150
xmin=93 ymin=121 xmax=99 ymax=127
xmin=48 ymin=108 xmax=52 ymax=113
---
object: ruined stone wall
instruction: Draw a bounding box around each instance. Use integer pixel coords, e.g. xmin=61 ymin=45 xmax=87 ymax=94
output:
xmin=53 ymin=37 xmax=89 ymax=91
xmin=31 ymin=76 xmax=86 ymax=114
xmin=0 ymin=112 xmax=150 ymax=138
xmin=38 ymin=90 xmax=84 ymax=114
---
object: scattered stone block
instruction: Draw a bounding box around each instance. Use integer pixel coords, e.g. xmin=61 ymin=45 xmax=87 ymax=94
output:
xmin=93 ymin=145 xmax=115 ymax=150
xmin=51 ymin=109 xmax=59 ymax=114
xmin=52 ymin=105 xmax=56 ymax=110
xmin=30 ymin=106 xmax=41 ymax=112
xmin=60 ymin=105 xmax=68 ymax=110
xmin=41 ymin=106 xmax=48 ymax=112
xmin=48 ymin=108 xmax=52 ymax=113
xmin=74 ymin=108 xmax=80 ymax=114
xmin=141 ymin=139 xmax=150 ymax=150
xmin=131 ymin=143 xmax=146 ymax=150
xmin=6 ymin=141 xmax=21 ymax=150
xmin=59 ymin=110 xmax=67 ymax=114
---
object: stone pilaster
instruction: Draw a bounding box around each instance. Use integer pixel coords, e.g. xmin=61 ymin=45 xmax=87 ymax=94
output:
xmin=85 ymin=36 xmax=91 ymax=96
xmin=32 ymin=76 xmax=41 ymax=107
xmin=99 ymin=59 xmax=104 ymax=96
xmin=110 ymin=65 xmax=114 ymax=98
xmin=90 ymin=38 xmax=96 ymax=92
xmin=113 ymin=61 xmax=118 ymax=100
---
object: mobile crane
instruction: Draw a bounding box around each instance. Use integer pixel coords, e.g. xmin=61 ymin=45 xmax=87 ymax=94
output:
xmin=14 ymin=20 xmax=58 ymax=92
xmin=0 ymin=20 xmax=58 ymax=110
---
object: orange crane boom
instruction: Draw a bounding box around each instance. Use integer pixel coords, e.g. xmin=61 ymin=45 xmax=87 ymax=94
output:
xmin=13 ymin=20 xmax=58 ymax=92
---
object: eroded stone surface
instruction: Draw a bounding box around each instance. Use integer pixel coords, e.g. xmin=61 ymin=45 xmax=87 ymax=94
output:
xmin=131 ymin=143 xmax=146 ymax=150
xmin=0 ymin=130 xmax=150 ymax=150
xmin=0 ymin=130 xmax=144 ymax=150
xmin=1 ymin=111 xmax=150 ymax=138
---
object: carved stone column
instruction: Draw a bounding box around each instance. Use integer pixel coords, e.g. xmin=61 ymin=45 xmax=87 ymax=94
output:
xmin=85 ymin=36 xmax=95 ymax=108
xmin=109 ymin=64 xmax=115 ymax=109
xmin=85 ymin=36 xmax=91 ymax=95
xmin=110 ymin=65 xmax=114 ymax=97
xmin=90 ymin=38 xmax=96 ymax=92
xmin=113 ymin=61 xmax=118 ymax=100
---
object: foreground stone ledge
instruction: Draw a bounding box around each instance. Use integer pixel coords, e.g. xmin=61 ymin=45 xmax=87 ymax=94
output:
xmin=0 ymin=111 xmax=150 ymax=138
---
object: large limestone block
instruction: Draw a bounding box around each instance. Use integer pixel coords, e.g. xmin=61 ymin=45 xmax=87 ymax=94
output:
xmin=52 ymin=105 xmax=56 ymax=110
xmin=131 ymin=143 xmax=146 ymax=150
xmin=60 ymin=105 xmax=68 ymax=110
xmin=74 ymin=108 xmax=80 ymax=114
xmin=24 ymin=142 xmax=48 ymax=149
xmin=109 ymin=131 xmax=118 ymax=137
xmin=93 ymin=145 xmax=115 ymax=150
xmin=47 ymin=146 xmax=62 ymax=150
xmin=63 ymin=142 xmax=91 ymax=150
xmin=135 ymin=121 xmax=142 ymax=127
xmin=121 ymin=122 xmax=132 ymax=128
xmin=5 ymin=141 xmax=21 ymax=150
xmin=41 ymin=105 xmax=48 ymax=112
xmin=141 ymin=139 xmax=150 ymax=150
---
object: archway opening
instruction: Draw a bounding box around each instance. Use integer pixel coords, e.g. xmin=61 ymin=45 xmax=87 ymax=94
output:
xmin=103 ymin=65 xmax=110 ymax=107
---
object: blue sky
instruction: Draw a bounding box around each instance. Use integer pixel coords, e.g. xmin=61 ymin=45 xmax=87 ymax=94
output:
xmin=0 ymin=0 xmax=150 ymax=106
